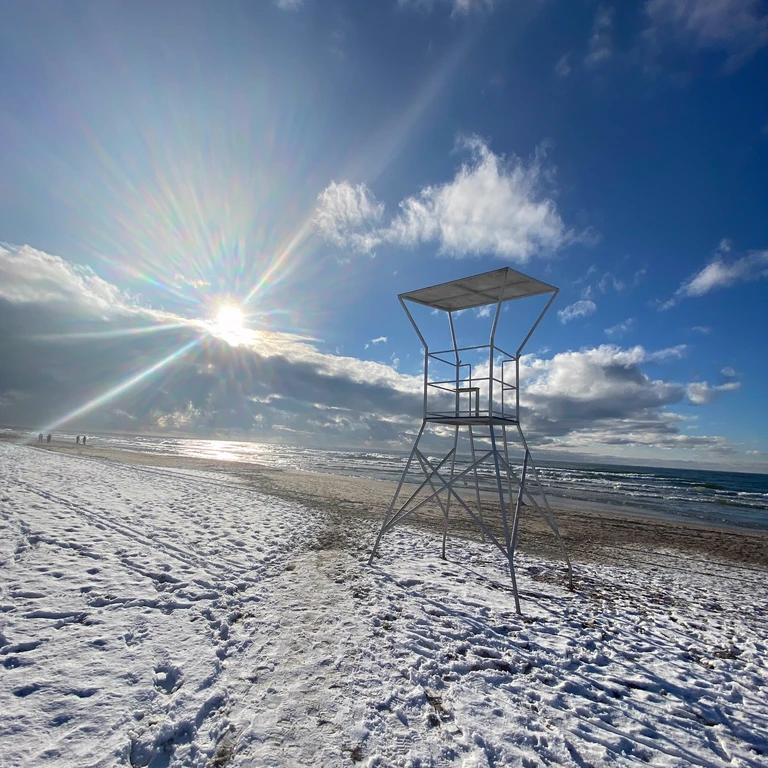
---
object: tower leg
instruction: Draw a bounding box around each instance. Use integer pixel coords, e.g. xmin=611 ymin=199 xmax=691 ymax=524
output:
xmin=413 ymin=450 xmax=451 ymax=558
xmin=489 ymin=424 xmax=521 ymax=614
xmin=442 ymin=425 xmax=459 ymax=560
xmin=515 ymin=424 xmax=574 ymax=590
xmin=468 ymin=425 xmax=486 ymax=542
xmin=510 ymin=450 xmax=528 ymax=569
xmin=371 ymin=419 xmax=573 ymax=612
xmin=368 ymin=423 xmax=425 ymax=564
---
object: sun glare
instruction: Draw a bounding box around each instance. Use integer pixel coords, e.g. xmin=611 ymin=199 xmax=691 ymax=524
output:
xmin=209 ymin=304 xmax=250 ymax=346
xmin=215 ymin=305 xmax=244 ymax=333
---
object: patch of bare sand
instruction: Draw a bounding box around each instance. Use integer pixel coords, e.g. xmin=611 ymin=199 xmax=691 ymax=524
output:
xmin=16 ymin=439 xmax=768 ymax=570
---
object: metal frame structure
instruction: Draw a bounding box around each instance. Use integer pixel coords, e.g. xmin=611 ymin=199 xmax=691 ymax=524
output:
xmin=369 ymin=267 xmax=573 ymax=613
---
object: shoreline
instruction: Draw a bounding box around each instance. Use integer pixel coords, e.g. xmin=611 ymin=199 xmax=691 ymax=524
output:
xmin=14 ymin=438 xmax=768 ymax=569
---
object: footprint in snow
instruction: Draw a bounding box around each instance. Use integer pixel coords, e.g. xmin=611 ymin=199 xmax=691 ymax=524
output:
xmin=153 ymin=664 xmax=183 ymax=694
xmin=13 ymin=682 xmax=42 ymax=697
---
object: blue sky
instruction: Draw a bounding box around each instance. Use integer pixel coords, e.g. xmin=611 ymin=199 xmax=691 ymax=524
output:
xmin=0 ymin=0 xmax=766 ymax=470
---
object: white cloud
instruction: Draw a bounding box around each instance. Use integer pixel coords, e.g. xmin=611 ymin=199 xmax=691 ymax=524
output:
xmin=721 ymin=366 xmax=738 ymax=377
xmin=315 ymin=137 xmax=579 ymax=262
xmin=555 ymin=53 xmax=572 ymax=77
xmin=691 ymin=325 xmax=711 ymax=334
xmin=384 ymin=137 xmax=572 ymax=260
xmin=604 ymin=318 xmax=635 ymax=337
xmin=662 ymin=245 xmax=768 ymax=308
xmin=645 ymin=0 xmax=768 ymax=69
xmin=371 ymin=336 xmax=388 ymax=344
xmin=682 ymin=254 xmax=768 ymax=295
xmin=645 ymin=344 xmax=687 ymax=362
xmin=314 ymin=182 xmax=384 ymax=252
xmin=687 ymin=380 xmax=741 ymax=405
xmin=599 ymin=271 xmax=625 ymax=292
xmin=276 ymin=0 xmax=303 ymax=9
xmin=558 ymin=300 xmax=597 ymax=323
xmin=575 ymin=266 xmax=627 ymax=300
xmin=397 ymin=0 xmax=494 ymax=14
xmin=746 ymin=449 xmax=763 ymax=456
xmin=0 ymin=244 xmax=127 ymax=311
xmin=523 ymin=345 xmax=682 ymax=406
xmin=585 ymin=6 xmax=615 ymax=67
xmin=3 ymin=243 xmax=743 ymax=457
xmin=518 ymin=344 xmax=736 ymax=452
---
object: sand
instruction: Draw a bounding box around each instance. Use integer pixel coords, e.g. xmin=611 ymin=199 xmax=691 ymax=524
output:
xmin=13 ymin=437 xmax=768 ymax=572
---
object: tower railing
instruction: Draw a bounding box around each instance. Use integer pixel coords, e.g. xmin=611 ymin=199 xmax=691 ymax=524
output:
xmin=425 ymin=343 xmax=518 ymax=422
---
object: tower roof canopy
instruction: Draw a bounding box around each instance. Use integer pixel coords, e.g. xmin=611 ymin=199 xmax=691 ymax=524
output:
xmin=399 ymin=267 xmax=556 ymax=312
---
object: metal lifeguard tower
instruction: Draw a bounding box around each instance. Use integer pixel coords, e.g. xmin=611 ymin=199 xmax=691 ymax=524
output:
xmin=369 ymin=267 xmax=572 ymax=613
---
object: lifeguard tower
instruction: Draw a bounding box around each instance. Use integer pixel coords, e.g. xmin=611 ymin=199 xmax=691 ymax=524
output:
xmin=369 ymin=267 xmax=573 ymax=613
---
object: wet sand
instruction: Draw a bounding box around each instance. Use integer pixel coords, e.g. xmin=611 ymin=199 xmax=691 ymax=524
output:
xmin=11 ymin=437 xmax=768 ymax=571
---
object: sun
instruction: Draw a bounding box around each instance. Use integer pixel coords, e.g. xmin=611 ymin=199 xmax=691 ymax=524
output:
xmin=209 ymin=303 xmax=249 ymax=345
xmin=215 ymin=305 xmax=244 ymax=334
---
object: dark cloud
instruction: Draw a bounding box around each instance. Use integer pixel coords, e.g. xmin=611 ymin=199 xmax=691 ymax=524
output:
xmin=519 ymin=345 xmax=735 ymax=452
xmin=0 ymin=245 xmax=740 ymax=455
xmin=0 ymin=246 xmax=422 ymax=446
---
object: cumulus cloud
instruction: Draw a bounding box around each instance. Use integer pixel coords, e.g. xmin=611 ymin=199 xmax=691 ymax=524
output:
xmin=519 ymin=344 xmax=737 ymax=452
xmin=687 ymin=380 xmax=741 ymax=405
xmin=384 ymin=138 xmax=572 ymax=260
xmin=523 ymin=345 xmax=683 ymax=414
xmin=691 ymin=325 xmax=711 ymax=334
xmin=315 ymin=137 xmax=578 ymax=262
xmin=585 ymin=6 xmax=615 ymax=67
xmin=721 ymin=366 xmax=738 ymax=377
xmin=558 ymin=300 xmax=597 ymax=323
xmin=645 ymin=0 xmax=768 ymax=69
xmin=0 ymin=244 xmax=127 ymax=312
xmin=662 ymin=244 xmax=768 ymax=309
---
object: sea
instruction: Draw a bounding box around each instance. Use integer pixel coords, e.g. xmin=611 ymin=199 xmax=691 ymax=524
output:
xmin=8 ymin=429 xmax=767 ymax=533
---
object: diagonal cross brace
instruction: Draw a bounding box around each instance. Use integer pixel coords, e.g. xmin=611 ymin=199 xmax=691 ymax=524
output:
xmin=383 ymin=449 xmax=494 ymax=532
xmin=407 ymin=451 xmax=509 ymax=558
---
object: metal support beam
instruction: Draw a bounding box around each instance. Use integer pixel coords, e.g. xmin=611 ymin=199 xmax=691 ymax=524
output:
xmin=370 ymin=267 xmax=572 ymax=613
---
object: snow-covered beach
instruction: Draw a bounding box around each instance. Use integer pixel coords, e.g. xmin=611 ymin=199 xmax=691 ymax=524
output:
xmin=2 ymin=441 xmax=767 ymax=767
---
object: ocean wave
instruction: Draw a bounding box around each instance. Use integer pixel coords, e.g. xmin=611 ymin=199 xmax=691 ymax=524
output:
xmin=28 ymin=431 xmax=768 ymax=530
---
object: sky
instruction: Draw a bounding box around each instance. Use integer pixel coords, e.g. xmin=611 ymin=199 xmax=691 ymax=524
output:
xmin=0 ymin=0 xmax=766 ymax=471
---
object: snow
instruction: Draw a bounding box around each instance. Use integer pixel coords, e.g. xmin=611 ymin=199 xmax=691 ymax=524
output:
xmin=1 ymin=442 xmax=767 ymax=767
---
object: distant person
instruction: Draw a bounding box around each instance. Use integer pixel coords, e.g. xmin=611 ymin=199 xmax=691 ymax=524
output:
xmin=76 ymin=435 xmax=80 ymax=444
xmin=46 ymin=433 xmax=51 ymax=443
xmin=82 ymin=435 xmax=87 ymax=445
xmin=38 ymin=432 xmax=43 ymax=443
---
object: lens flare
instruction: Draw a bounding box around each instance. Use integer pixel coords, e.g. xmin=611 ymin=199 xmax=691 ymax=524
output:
xmin=215 ymin=305 xmax=244 ymax=334
xmin=207 ymin=303 xmax=252 ymax=346
xmin=39 ymin=337 xmax=202 ymax=433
